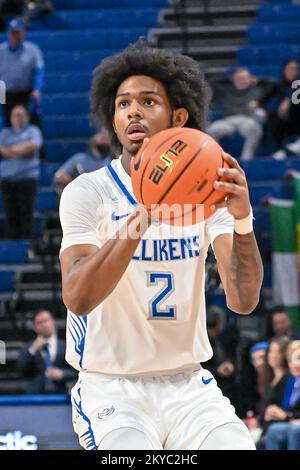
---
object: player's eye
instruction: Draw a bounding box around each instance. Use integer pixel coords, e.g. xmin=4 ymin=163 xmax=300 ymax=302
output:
xmin=119 ymin=100 xmax=129 ymax=109
xmin=144 ymin=98 xmax=155 ymax=106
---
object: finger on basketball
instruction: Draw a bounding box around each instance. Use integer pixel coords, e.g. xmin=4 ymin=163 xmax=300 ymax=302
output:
xmin=222 ymin=153 xmax=244 ymax=173
xmin=217 ymin=168 xmax=245 ymax=185
xmin=214 ymin=181 xmax=241 ymax=193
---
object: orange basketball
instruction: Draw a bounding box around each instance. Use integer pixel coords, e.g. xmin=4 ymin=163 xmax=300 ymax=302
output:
xmin=130 ymin=127 xmax=228 ymax=224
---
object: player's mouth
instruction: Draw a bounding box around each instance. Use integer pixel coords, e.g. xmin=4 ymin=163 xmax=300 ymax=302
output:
xmin=126 ymin=123 xmax=147 ymax=142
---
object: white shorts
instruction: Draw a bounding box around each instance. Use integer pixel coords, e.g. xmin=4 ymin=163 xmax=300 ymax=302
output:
xmin=71 ymin=368 xmax=244 ymax=450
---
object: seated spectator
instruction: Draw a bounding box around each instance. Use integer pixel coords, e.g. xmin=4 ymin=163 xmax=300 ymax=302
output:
xmin=202 ymin=306 xmax=236 ymax=405
xmin=264 ymin=341 xmax=300 ymax=450
xmin=207 ymin=67 xmax=267 ymax=160
xmin=54 ymin=129 xmax=112 ymax=194
xmin=249 ymin=341 xmax=269 ymax=398
xmin=17 ymin=310 xmax=76 ymax=394
xmin=254 ymin=336 xmax=291 ymax=449
xmin=0 ymin=105 xmax=42 ymax=239
xmin=269 ymin=60 xmax=300 ymax=159
xmin=268 ymin=307 xmax=300 ymax=340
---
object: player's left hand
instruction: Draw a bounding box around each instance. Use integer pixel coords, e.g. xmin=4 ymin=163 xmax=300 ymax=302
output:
xmin=211 ymin=153 xmax=251 ymax=220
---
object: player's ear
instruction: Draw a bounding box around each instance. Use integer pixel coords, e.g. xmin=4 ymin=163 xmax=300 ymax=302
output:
xmin=112 ymin=119 xmax=117 ymax=133
xmin=172 ymin=108 xmax=189 ymax=128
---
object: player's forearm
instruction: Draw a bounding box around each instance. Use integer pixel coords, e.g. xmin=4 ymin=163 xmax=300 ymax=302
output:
xmin=63 ymin=212 xmax=149 ymax=315
xmin=226 ymin=232 xmax=263 ymax=314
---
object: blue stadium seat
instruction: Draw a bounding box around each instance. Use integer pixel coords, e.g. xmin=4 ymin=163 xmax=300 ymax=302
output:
xmin=43 ymin=115 xmax=95 ymax=139
xmin=244 ymin=66 xmax=280 ymax=79
xmin=248 ymin=24 xmax=300 ymax=44
xmin=240 ymin=158 xmax=300 ymax=181
xmin=259 ymin=4 xmax=300 ymax=22
xmin=30 ymin=8 xmax=159 ymax=30
xmin=0 ymin=28 xmax=137 ymax=51
xmin=0 ymin=241 xmax=30 ymax=264
xmin=248 ymin=181 xmax=283 ymax=206
xmin=52 ymin=0 xmax=167 ymax=9
xmin=46 ymin=139 xmax=88 ymax=162
xmin=39 ymin=163 xmax=60 ymax=186
xmin=42 ymin=94 xmax=89 ymax=115
xmin=0 ymin=29 xmax=148 ymax=51
xmin=45 ymin=72 xmax=92 ymax=93
xmin=35 ymin=189 xmax=57 ymax=213
xmin=238 ymin=45 xmax=300 ymax=65
xmin=44 ymin=50 xmax=119 ymax=72
xmin=0 ymin=270 xmax=15 ymax=292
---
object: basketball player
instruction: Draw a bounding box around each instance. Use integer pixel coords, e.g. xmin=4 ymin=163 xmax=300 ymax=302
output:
xmin=59 ymin=39 xmax=263 ymax=450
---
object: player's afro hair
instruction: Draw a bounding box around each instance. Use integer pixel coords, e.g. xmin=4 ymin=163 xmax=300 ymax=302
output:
xmin=91 ymin=38 xmax=211 ymax=154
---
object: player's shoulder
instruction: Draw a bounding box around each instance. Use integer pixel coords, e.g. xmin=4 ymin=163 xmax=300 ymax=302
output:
xmin=60 ymin=166 xmax=111 ymax=204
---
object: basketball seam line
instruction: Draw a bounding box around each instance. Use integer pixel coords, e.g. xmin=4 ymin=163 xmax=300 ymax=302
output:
xmin=157 ymin=141 xmax=208 ymax=205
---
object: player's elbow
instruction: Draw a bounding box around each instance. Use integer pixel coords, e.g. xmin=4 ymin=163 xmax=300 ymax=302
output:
xmin=226 ymin=296 xmax=259 ymax=315
xmin=62 ymin=288 xmax=90 ymax=316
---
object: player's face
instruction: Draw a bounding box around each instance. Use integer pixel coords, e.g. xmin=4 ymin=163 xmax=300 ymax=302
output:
xmin=113 ymin=75 xmax=175 ymax=156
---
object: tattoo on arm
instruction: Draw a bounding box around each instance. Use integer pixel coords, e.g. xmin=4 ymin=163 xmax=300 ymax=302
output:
xmin=229 ymin=232 xmax=263 ymax=304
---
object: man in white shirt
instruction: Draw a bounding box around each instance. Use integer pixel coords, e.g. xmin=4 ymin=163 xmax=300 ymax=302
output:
xmin=59 ymin=39 xmax=263 ymax=450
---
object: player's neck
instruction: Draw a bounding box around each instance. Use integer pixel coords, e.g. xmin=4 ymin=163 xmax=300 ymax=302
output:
xmin=121 ymin=150 xmax=132 ymax=176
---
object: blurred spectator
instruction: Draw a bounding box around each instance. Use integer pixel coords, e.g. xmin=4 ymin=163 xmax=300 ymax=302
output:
xmin=264 ymin=341 xmax=300 ymax=450
xmin=17 ymin=310 xmax=76 ymax=394
xmin=0 ymin=105 xmax=42 ymax=239
xmin=203 ymin=305 xmax=236 ymax=405
xmin=54 ymin=129 xmax=112 ymax=194
xmin=268 ymin=60 xmax=300 ymax=158
xmin=0 ymin=18 xmax=44 ymax=128
xmin=268 ymin=307 xmax=300 ymax=340
xmin=249 ymin=341 xmax=269 ymax=398
xmin=207 ymin=68 xmax=267 ymax=160
xmin=255 ymin=336 xmax=291 ymax=449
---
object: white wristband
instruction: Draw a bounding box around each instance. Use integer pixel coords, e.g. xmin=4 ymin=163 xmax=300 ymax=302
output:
xmin=234 ymin=208 xmax=253 ymax=235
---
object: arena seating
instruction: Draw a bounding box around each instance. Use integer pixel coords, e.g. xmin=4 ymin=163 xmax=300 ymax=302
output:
xmin=238 ymin=0 xmax=300 ymax=78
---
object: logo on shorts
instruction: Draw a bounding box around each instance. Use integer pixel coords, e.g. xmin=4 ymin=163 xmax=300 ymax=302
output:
xmin=98 ymin=405 xmax=116 ymax=419
xmin=202 ymin=376 xmax=213 ymax=385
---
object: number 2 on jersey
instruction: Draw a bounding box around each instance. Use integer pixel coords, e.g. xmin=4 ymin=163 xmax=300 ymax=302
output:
xmin=147 ymin=272 xmax=177 ymax=319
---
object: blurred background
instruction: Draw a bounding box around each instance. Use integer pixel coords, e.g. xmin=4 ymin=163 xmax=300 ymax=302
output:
xmin=0 ymin=0 xmax=300 ymax=450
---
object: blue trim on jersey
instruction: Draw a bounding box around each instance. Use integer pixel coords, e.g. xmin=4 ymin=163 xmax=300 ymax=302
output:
xmin=74 ymin=387 xmax=97 ymax=450
xmin=69 ymin=315 xmax=83 ymax=342
xmin=107 ymin=163 xmax=137 ymax=206
xmin=70 ymin=314 xmax=85 ymax=337
xmin=68 ymin=313 xmax=87 ymax=368
xmin=67 ymin=325 xmax=81 ymax=358
xmin=79 ymin=315 xmax=87 ymax=368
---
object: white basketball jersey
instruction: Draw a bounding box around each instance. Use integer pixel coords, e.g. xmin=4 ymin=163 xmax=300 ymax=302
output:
xmin=60 ymin=157 xmax=234 ymax=377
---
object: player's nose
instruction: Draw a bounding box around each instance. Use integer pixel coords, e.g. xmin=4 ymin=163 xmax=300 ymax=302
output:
xmin=127 ymin=100 xmax=143 ymax=120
